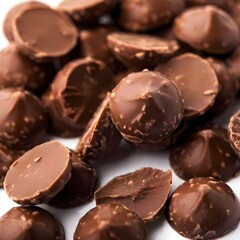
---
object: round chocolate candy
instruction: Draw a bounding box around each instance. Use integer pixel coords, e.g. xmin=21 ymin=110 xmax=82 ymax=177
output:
xmin=109 ymin=71 xmax=184 ymax=144
xmin=3 ymin=1 xmax=49 ymax=42
xmin=170 ymin=126 xmax=240 ymax=181
xmin=12 ymin=5 xmax=78 ymax=62
xmin=155 ymin=53 xmax=219 ymax=119
xmin=49 ymin=151 xmax=97 ymax=208
xmin=0 ymin=206 xmax=65 ymax=240
xmin=79 ymin=26 xmax=123 ymax=72
xmin=0 ymin=143 xmax=24 ymax=188
xmin=4 ymin=141 xmax=72 ymax=205
xmin=229 ymin=111 xmax=240 ymax=158
xmin=168 ymin=177 xmax=240 ymax=240
xmin=173 ymin=6 xmax=239 ymax=55
xmin=232 ymin=2 xmax=240 ymax=30
xmin=76 ymin=93 xmax=121 ymax=161
xmin=0 ymin=88 xmax=48 ymax=149
xmin=74 ymin=204 xmax=147 ymax=240
xmin=206 ymin=57 xmax=239 ymax=117
xmin=57 ymin=0 xmax=118 ymax=24
xmin=115 ymin=0 xmax=185 ymax=32
xmin=95 ymin=168 xmax=172 ymax=222
xmin=46 ymin=58 xmax=113 ymax=137
xmin=0 ymin=44 xmax=53 ymax=94
xmin=107 ymin=32 xmax=180 ymax=70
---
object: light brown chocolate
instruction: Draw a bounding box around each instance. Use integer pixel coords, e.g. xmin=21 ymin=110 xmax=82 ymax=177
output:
xmin=229 ymin=111 xmax=240 ymax=158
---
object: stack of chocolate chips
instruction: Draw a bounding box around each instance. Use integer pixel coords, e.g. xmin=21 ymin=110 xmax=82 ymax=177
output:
xmin=0 ymin=0 xmax=240 ymax=240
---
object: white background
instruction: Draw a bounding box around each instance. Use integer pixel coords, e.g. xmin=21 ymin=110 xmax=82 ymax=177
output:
xmin=0 ymin=1 xmax=239 ymax=240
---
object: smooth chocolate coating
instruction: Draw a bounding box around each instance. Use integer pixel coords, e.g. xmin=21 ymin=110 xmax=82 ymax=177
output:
xmin=232 ymin=3 xmax=240 ymax=30
xmin=57 ymin=0 xmax=118 ymax=24
xmin=115 ymin=0 xmax=185 ymax=32
xmin=95 ymin=168 xmax=172 ymax=222
xmin=206 ymin=57 xmax=239 ymax=117
xmin=168 ymin=177 xmax=240 ymax=240
xmin=0 ymin=206 xmax=65 ymax=240
xmin=3 ymin=1 xmax=48 ymax=42
xmin=0 ymin=88 xmax=48 ymax=149
xmin=76 ymin=93 xmax=121 ymax=161
xmin=0 ymin=44 xmax=53 ymax=93
xmin=107 ymin=32 xmax=180 ymax=70
xmin=49 ymin=151 xmax=97 ymax=208
xmin=0 ymin=143 xmax=24 ymax=187
xmin=155 ymin=53 xmax=219 ymax=119
xmin=4 ymin=141 xmax=72 ymax=205
xmin=46 ymin=58 xmax=113 ymax=137
xmin=12 ymin=5 xmax=78 ymax=62
xmin=173 ymin=6 xmax=239 ymax=54
xmin=74 ymin=204 xmax=147 ymax=240
xmin=79 ymin=26 xmax=123 ymax=72
xmin=229 ymin=111 xmax=240 ymax=158
xmin=109 ymin=71 xmax=184 ymax=144
xmin=170 ymin=127 xmax=240 ymax=181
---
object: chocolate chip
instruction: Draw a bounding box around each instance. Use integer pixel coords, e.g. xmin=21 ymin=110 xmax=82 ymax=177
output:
xmin=173 ymin=6 xmax=239 ymax=54
xmin=109 ymin=70 xmax=184 ymax=145
xmin=0 ymin=206 xmax=65 ymax=240
xmin=74 ymin=204 xmax=147 ymax=240
xmin=48 ymin=150 xmax=97 ymax=208
xmin=107 ymin=32 xmax=180 ymax=70
xmin=4 ymin=141 xmax=72 ymax=205
xmin=155 ymin=53 xmax=219 ymax=119
xmin=76 ymin=93 xmax=121 ymax=161
xmin=229 ymin=111 xmax=240 ymax=158
xmin=170 ymin=126 xmax=240 ymax=181
xmin=12 ymin=5 xmax=78 ymax=62
xmin=0 ymin=88 xmax=48 ymax=149
xmin=168 ymin=177 xmax=240 ymax=239
xmin=95 ymin=168 xmax=172 ymax=222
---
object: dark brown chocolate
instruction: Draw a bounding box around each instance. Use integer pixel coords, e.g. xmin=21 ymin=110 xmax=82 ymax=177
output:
xmin=173 ymin=6 xmax=239 ymax=54
xmin=155 ymin=53 xmax=219 ymax=119
xmin=57 ymin=0 xmax=118 ymax=24
xmin=4 ymin=141 xmax=72 ymax=205
xmin=0 ymin=88 xmax=48 ymax=149
xmin=3 ymin=1 xmax=49 ymax=42
xmin=168 ymin=177 xmax=240 ymax=239
xmin=229 ymin=111 xmax=240 ymax=158
xmin=115 ymin=0 xmax=185 ymax=32
xmin=232 ymin=2 xmax=240 ymax=30
xmin=109 ymin=71 xmax=184 ymax=144
xmin=0 ymin=44 xmax=53 ymax=93
xmin=0 ymin=206 xmax=65 ymax=240
xmin=46 ymin=58 xmax=114 ymax=137
xmin=74 ymin=204 xmax=147 ymax=240
xmin=12 ymin=5 xmax=78 ymax=62
xmin=76 ymin=93 xmax=121 ymax=161
xmin=48 ymin=151 xmax=97 ymax=208
xmin=0 ymin=143 xmax=24 ymax=188
xmin=95 ymin=168 xmax=172 ymax=222
xmin=206 ymin=57 xmax=239 ymax=117
xmin=107 ymin=32 xmax=180 ymax=70
xmin=170 ymin=126 xmax=240 ymax=181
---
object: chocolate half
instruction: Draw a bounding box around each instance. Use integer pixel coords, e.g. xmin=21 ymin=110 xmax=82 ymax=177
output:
xmin=170 ymin=126 xmax=240 ymax=181
xmin=173 ymin=6 xmax=239 ymax=54
xmin=12 ymin=5 xmax=78 ymax=62
xmin=74 ymin=204 xmax=147 ymax=240
xmin=115 ymin=0 xmax=185 ymax=32
xmin=168 ymin=177 xmax=240 ymax=240
xmin=155 ymin=53 xmax=219 ymax=119
xmin=76 ymin=93 xmax=121 ymax=161
xmin=107 ymin=32 xmax=180 ymax=70
xmin=229 ymin=111 xmax=240 ymax=158
xmin=0 ymin=88 xmax=48 ymax=149
xmin=109 ymin=71 xmax=184 ymax=144
xmin=95 ymin=168 xmax=172 ymax=222
xmin=0 ymin=206 xmax=65 ymax=240
xmin=4 ymin=141 xmax=72 ymax=205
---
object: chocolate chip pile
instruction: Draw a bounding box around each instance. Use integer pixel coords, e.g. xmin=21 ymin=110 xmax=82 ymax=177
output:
xmin=0 ymin=0 xmax=240 ymax=240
